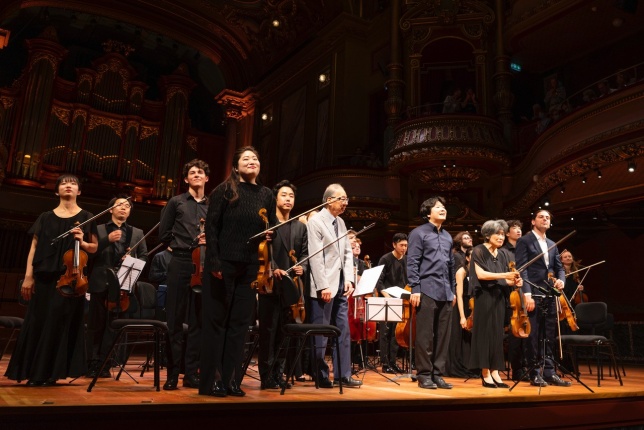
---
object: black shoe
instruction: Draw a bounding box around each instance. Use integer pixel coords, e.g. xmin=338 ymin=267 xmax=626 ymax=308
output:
xmin=209 ymin=380 xmax=227 ymax=397
xmin=277 ymin=377 xmax=292 ymax=389
xmin=481 ymin=376 xmax=497 ymax=389
xmin=26 ymin=380 xmax=44 ymax=387
xmin=334 ymin=376 xmax=362 ymax=387
xmin=545 ymin=374 xmax=572 ymax=387
xmin=433 ymin=376 xmax=453 ymax=389
xmin=260 ymin=377 xmax=280 ymax=390
xmin=41 ymin=379 xmax=57 ymax=387
xmin=318 ymin=377 xmax=334 ymax=388
xmin=227 ymin=380 xmax=246 ymax=397
xmin=163 ymin=374 xmax=179 ymax=391
xmin=382 ymin=365 xmax=396 ymax=374
xmin=530 ymin=375 xmax=548 ymax=387
xmin=183 ymin=373 xmax=200 ymax=388
xmin=493 ymin=380 xmax=509 ymax=389
xmin=390 ymin=363 xmax=404 ymax=373
xmin=295 ymin=376 xmax=306 ymax=383
xmin=417 ymin=377 xmax=437 ymax=389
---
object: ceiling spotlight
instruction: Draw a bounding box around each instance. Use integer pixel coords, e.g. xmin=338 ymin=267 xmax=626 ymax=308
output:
xmin=442 ymin=160 xmax=447 ymax=168
xmin=272 ymin=19 xmax=280 ymax=27
xmin=452 ymin=160 xmax=456 ymax=168
xmin=560 ymin=184 xmax=565 ymax=194
xmin=628 ymin=160 xmax=636 ymax=173
xmin=596 ymin=169 xmax=602 ymax=179
xmin=581 ymin=175 xmax=587 ymax=184
xmin=261 ymin=113 xmax=269 ymax=121
xmin=570 ymin=217 xmax=574 ymax=221
xmin=318 ymin=73 xmax=327 ymax=83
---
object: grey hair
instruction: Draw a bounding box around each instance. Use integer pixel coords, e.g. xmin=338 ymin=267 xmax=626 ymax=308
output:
xmin=322 ymin=183 xmax=344 ymax=203
xmin=481 ymin=220 xmax=509 ymax=241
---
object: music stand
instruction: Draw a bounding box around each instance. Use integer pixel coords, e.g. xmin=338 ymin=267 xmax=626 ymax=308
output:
xmin=365 ymin=297 xmax=403 ymax=384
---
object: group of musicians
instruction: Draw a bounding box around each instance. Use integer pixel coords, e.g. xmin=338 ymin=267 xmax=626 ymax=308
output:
xmin=5 ymin=146 xmax=585 ymax=394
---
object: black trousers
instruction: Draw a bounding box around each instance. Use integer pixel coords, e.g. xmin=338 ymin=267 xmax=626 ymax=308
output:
xmin=415 ymin=295 xmax=452 ymax=379
xmin=86 ymin=290 xmax=120 ymax=364
xmin=257 ymin=293 xmax=286 ymax=382
xmin=525 ymin=296 xmax=558 ymax=378
xmin=165 ymin=253 xmax=202 ymax=378
xmin=199 ymin=261 xmax=257 ymax=394
xmin=379 ymin=321 xmax=399 ymax=365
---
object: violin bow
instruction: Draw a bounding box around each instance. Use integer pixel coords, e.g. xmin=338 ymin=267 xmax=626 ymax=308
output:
xmin=564 ymin=260 xmax=606 ymax=277
xmin=570 ymin=265 xmax=593 ymax=302
xmin=124 ymin=222 xmax=160 ymax=258
xmin=247 ymin=196 xmax=344 ymax=243
xmin=285 ymin=223 xmax=376 ymax=273
xmin=51 ymin=196 xmax=133 ymax=244
xmin=515 ymin=230 xmax=576 ymax=273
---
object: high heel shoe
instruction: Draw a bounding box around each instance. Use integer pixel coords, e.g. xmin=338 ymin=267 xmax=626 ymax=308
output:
xmin=481 ymin=375 xmax=497 ymax=389
xmin=493 ymin=379 xmax=509 ymax=388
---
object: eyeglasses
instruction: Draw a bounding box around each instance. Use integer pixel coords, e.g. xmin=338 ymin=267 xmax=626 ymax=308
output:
xmin=331 ymin=196 xmax=349 ymax=203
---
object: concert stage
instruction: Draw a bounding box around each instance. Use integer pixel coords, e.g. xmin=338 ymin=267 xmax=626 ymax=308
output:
xmin=1 ymin=359 xmax=643 ymax=430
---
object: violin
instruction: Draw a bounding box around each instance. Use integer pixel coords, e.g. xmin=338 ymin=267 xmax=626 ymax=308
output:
xmin=465 ymin=297 xmax=474 ymax=332
xmin=250 ymin=208 xmax=274 ymax=294
xmin=288 ymin=249 xmax=306 ymax=324
xmin=549 ymin=273 xmax=578 ymax=331
xmin=56 ymin=221 xmax=89 ymax=298
xmin=508 ymin=261 xmax=531 ymax=338
xmin=190 ymin=218 xmax=206 ymax=293
xmin=395 ymin=285 xmax=416 ymax=348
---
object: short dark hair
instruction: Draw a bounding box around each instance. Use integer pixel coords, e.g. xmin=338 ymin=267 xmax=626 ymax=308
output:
xmin=183 ymin=159 xmax=210 ymax=178
xmin=55 ymin=174 xmax=81 ymax=192
xmin=507 ymin=219 xmax=523 ymax=229
xmin=108 ymin=194 xmax=133 ymax=211
xmin=392 ymin=233 xmax=408 ymax=244
xmin=531 ymin=209 xmax=552 ymax=220
xmin=273 ymin=179 xmax=297 ymax=197
xmin=419 ymin=196 xmax=446 ymax=219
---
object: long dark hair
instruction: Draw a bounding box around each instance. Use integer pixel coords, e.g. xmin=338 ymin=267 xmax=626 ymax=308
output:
xmin=221 ymin=146 xmax=260 ymax=204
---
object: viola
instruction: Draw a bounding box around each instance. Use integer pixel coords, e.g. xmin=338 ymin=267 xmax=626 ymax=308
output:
xmin=550 ymin=273 xmax=579 ymax=331
xmin=56 ymin=221 xmax=89 ymax=298
xmin=395 ymin=285 xmax=416 ymax=348
xmin=288 ymin=249 xmax=306 ymax=324
xmin=250 ymin=208 xmax=274 ymax=294
xmin=190 ymin=217 xmax=206 ymax=293
xmin=465 ymin=297 xmax=474 ymax=332
xmin=106 ymin=267 xmax=129 ymax=313
xmin=508 ymin=261 xmax=531 ymax=338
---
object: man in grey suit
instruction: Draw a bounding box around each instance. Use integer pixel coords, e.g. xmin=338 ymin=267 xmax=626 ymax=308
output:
xmin=307 ymin=183 xmax=362 ymax=387
xmin=86 ymin=195 xmax=147 ymax=378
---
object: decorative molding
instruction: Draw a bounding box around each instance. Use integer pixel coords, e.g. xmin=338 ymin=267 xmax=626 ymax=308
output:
xmin=88 ymin=115 xmax=123 ymax=137
xmin=413 ymin=166 xmax=483 ymax=191
xmin=95 ymin=58 xmax=131 ymax=91
xmin=186 ymin=135 xmax=198 ymax=152
xmin=73 ymin=109 xmax=87 ymax=123
xmin=343 ymin=208 xmax=392 ymax=221
xmin=0 ymin=95 xmax=15 ymax=110
xmin=102 ymin=40 xmax=136 ymax=57
xmin=504 ymin=142 xmax=644 ymax=216
xmin=215 ymin=89 xmax=257 ymax=120
xmin=126 ymin=121 xmax=139 ymax=134
xmin=51 ymin=106 xmax=70 ymax=126
xmin=140 ymin=126 xmax=159 ymax=140
xmin=28 ymin=52 xmax=59 ymax=74
xmin=165 ymin=86 xmax=190 ymax=104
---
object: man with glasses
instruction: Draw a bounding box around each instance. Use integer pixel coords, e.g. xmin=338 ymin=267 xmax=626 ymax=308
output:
xmin=86 ymin=195 xmax=147 ymax=378
xmin=307 ymin=184 xmax=362 ymax=387
xmin=407 ymin=196 xmax=456 ymax=389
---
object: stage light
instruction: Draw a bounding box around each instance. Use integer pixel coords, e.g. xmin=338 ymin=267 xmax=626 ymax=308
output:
xmin=272 ymin=20 xmax=280 ymax=28
xmin=560 ymin=184 xmax=565 ymax=194
xmin=596 ymin=169 xmax=602 ymax=179
xmin=442 ymin=160 xmax=447 ymax=168
xmin=628 ymin=160 xmax=636 ymax=173
xmin=581 ymin=176 xmax=587 ymax=184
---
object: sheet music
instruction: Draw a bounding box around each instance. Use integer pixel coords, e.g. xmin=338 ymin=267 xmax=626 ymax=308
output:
xmin=354 ymin=265 xmax=384 ymax=296
xmin=116 ymin=255 xmax=146 ymax=292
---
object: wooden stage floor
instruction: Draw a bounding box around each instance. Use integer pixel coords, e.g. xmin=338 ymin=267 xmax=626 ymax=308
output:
xmin=1 ymin=357 xmax=643 ymax=430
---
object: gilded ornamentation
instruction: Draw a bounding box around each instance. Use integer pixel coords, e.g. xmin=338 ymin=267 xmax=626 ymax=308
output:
xmin=78 ymin=74 xmax=94 ymax=89
xmin=102 ymin=40 xmax=136 ymax=57
xmin=73 ymin=110 xmax=87 ymax=123
xmin=28 ymin=52 xmax=59 ymax=74
xmin=140 ymin=126 xmax=159 ymax=140
xmin=392 ymin=118 xmax=506 ymax=150
xmin=343 ymin=209 xmax=391 ymax=221
xmin=126 ymin=121 xmax=140 ymax=134
xmin=166 ymin=87 xmax=190 ymax=104
xmin=504 ymin=143 xmax=644 ymax=216
xmin=51 ymin=106 xmax=70 ymax=126
xmin=1 ymin=96 xmax=15 ymax=110
xmin=413 ymin=167 xmax=482 ymax=191
xmin=216 ymin=89 xmax=257 ymax=120
xmin=95 ymin=59 xmax=131 ymax=90
xmin=88 ymin=115 xmax=123 ymax=137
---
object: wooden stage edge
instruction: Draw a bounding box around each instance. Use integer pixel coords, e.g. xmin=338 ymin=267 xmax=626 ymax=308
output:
xmin=1 ymin=361 xmax=644 ymax=430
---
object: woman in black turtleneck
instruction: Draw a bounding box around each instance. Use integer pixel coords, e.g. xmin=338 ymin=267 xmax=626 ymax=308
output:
xmin=199 ymin=146 xmax=276 ymax=398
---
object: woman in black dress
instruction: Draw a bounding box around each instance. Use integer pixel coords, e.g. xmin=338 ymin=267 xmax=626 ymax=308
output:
xmin=447 ymin=248 xmax=476 ymax=377
xmin=5 ymin=174 xmax=98 ymax=386
xmin=468 ymin=220 xmax=522 ymax=389
xmin=199 ymin=146 xmax=276 ymax=397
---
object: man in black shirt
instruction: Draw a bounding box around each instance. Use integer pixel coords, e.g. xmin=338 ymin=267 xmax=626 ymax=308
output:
xmin=158 ymin=159 xmax=209 ymax=390
xmin=86 ymin=195 xmax=147 ymax=377
xmin=376 ymin=233 xmax=408 ymax=374
xmin=258 ymin=180 xmax=308 ymax=389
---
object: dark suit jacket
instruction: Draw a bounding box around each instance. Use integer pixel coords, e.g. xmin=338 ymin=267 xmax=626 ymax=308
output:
xmin=515 ymin=230 xmax=564 ymax=296
xmin=88 ymin=223 xmax=147 ymax=293
xmin=272 ymin=220 xmax=308 ymax=273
